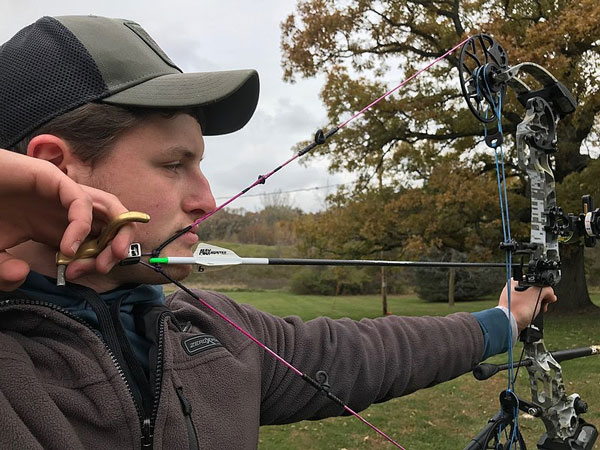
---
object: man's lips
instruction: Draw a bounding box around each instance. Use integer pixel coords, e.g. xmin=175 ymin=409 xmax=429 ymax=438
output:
xmin=172 ymin=224 xmax=199 ymax=245
xmin=172 ymin=224 xmax=199 ymax=236
xmin=150 ymin=226 xmax=199 ymax=252
xmin=182 ymin=231 xmax=199 ymax=245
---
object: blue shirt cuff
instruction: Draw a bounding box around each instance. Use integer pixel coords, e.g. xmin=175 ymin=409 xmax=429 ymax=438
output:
xmin=472 ymin=307 xmax=516 ymax=360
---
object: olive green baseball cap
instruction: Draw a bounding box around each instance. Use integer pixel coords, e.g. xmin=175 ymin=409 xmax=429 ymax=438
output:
xmin=0 ymin=15 xmax=259 ymax=148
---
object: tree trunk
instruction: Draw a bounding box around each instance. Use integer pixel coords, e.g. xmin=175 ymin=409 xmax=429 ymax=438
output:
xmin=553 ymin=116 xmax=593 ymax=182
xmin=448 ymin=267 xmax=456 ymax=308
xmin=381 ymin=265 xmax=389 ymax=316
xmin=551 ymin=243 xmax=599 ymax=313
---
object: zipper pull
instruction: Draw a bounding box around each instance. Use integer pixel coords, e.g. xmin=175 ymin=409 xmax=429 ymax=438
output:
xmin=141 ymin=417 xmax=153 ymax=449
xmin=176 ymin=387 xmax=192 ymax=415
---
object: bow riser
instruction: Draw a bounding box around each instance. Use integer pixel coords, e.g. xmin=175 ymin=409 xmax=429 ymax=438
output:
xmin=517 ymin=97 xmax=561 ymax=287
xmin=524 ymin=341 xmax=580 ymax=440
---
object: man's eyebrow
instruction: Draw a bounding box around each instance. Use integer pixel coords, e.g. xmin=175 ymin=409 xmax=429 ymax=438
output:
xmin=162 ymin=146 xmax=203 ymax=160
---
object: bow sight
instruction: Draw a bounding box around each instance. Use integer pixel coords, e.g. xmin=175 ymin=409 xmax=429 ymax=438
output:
xmin=459 ymin=34 xmax=598 ymax=450
xmin=565 ymin=195 xmax=600 ymax=248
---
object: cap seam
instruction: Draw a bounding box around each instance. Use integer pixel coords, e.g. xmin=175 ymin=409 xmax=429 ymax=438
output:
xmin=122 ymin=21 xmax=180 ymax=72
xmin=105 ymin=70 xmax=178 ymax=96
xmin=109 ymin=71 xmax=256 ymax=104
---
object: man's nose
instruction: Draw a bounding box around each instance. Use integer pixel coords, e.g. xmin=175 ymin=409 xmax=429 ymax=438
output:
xmin=183 ymin=171 xmax=217 ymax=217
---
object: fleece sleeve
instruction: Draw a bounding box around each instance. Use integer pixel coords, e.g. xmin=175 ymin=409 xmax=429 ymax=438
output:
xmin=167 ymin=290 xmax=485 ymax=426
xmin=232 ymin=302 xmax=486 ymax=425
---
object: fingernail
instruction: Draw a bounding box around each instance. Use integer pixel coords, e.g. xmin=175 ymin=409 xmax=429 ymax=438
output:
xmin=71 ymin=240 xmax=82 ymax=254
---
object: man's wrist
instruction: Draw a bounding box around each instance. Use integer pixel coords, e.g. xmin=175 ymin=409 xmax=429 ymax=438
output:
xmin=494 ymin=306 xmax=519 ymax=347
xmin=472 ymin=307 xmax=517 ymax=360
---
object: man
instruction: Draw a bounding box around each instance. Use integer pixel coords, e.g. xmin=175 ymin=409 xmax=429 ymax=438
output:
xmin=0 ymin=16 xmax=556 ymax=450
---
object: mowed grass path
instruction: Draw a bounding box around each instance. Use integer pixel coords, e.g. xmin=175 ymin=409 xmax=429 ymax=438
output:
xmin=209 ymin=290 xmax=600 ymax=450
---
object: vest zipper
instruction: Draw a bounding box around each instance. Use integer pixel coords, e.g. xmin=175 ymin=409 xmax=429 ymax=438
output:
xmin=141 ymin=417 xmax=152 ymax=448
xmin=0 ymin=299 xmax=166 ymax=450
xmin=176 ymin=387 xmax=200 ymax=450
xmin=143 ymin=312 xmax=167 ymax=448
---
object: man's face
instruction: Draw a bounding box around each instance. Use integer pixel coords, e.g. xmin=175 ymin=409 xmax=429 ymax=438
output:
xmin=81 ymin=113 xmax=216 ymax=285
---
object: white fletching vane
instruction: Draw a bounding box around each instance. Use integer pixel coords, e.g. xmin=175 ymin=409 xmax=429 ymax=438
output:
xmin=191 ymin=243 xmax=269 ymax=272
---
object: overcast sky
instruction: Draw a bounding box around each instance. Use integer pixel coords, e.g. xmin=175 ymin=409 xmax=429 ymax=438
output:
xmin=1 ymin=0 xmax=353 ymax=212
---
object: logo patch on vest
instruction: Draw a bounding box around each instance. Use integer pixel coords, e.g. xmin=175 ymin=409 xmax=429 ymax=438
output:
xmin=182 ymin=334 xmax=222 ymax=356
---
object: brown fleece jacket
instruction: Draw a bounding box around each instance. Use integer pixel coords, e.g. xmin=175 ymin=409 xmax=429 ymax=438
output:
xmin=0 ymin=289 xmax=484 ymax=449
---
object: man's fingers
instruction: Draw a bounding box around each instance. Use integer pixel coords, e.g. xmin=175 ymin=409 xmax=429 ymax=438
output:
xmin=65 ymin=258 xmax=96 ymax=281
xmin=109 ymin=223 xmax=137 ymax=260
xmin=60 ymin=216 xmax=92 ymax=256
xmin=0 ymin=252 xmax=30 ymax=291
xmin=80 ymin=186 xmax=129 ymax=222
xmin=541 ymin=287 xmax=558 ymax=304
xmin=62 ymin=223 xmax=137 ymax=278
xmin=94 ymin=244 xmax=121 ymax=274
xmin=60 ymin=184 xmax=137 ymax=261
xmin=56 ymin=177 xmax=93 ymax=256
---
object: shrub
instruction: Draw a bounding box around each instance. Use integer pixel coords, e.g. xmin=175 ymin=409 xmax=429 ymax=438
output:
xmin=290 ymin=267 xmax=337 ymax=295
xmin=413 ymin=251 xmax=505 ymax=302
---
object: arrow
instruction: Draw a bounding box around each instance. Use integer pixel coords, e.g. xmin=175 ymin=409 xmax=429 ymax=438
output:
xmin=148 ymin=243 xmax=519 ymax=272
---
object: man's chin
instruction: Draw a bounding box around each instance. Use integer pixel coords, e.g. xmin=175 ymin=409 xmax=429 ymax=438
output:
xmin=108 ymin=261 xmax=194 ymax=286
xmin=161 ymin=263 xmax=194 ymax=281
xmin=144 ymin=263 xmax=193 ymax=284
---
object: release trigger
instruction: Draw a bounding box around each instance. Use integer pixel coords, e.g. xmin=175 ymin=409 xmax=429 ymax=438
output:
xmin=55 ymin=211 xmax=150 ymax=286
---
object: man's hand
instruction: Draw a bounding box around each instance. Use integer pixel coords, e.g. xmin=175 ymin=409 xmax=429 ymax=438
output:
xmin=498 ymin=280 xmax=558 ymax=333
xmin=0 ymin=151 xmax=136 ymax=291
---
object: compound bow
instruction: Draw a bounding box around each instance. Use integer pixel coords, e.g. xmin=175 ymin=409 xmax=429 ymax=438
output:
xmin=458 ymin=34 xmax=599 ymax=450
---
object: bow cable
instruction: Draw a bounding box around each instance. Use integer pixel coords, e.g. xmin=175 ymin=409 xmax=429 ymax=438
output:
xmin=476 ymin=62 xmax=522 ymax=448
xmin=141 ymin=37 xmax=470 ymax=448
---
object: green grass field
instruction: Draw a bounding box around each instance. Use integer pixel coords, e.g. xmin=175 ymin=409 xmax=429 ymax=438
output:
xmin=206 ymin=290 xmax=600 ymax=450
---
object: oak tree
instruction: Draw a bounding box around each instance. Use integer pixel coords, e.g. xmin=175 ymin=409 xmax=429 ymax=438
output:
xmin=282 ymin=0 xmax=600 ymax=311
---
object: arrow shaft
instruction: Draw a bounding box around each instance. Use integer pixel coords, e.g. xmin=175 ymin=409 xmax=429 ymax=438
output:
xmin=267 ymin=259 xmax=512 ymax=268
xmin=150 ymin=256 xmax=517 ymax=268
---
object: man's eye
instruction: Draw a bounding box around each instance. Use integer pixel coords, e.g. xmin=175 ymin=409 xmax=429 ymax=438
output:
xmin=164 ymin=163 xmax=183 ymax=172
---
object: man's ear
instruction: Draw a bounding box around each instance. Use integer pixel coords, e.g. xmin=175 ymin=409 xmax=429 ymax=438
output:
xmin=27 ymin=134 xmax=89 ymax=181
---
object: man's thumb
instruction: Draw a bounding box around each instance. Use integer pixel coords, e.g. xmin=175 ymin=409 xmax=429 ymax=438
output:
xmin=0 ymin=252 xmax=29 ymax=291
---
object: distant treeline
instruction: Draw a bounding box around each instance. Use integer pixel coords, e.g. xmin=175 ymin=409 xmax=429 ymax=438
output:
xmin=197 ymin=205 xmax=301 ymax=246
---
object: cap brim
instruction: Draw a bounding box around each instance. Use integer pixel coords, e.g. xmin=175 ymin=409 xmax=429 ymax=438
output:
xmin=101 ymin=69 xmax=259 ymax=136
